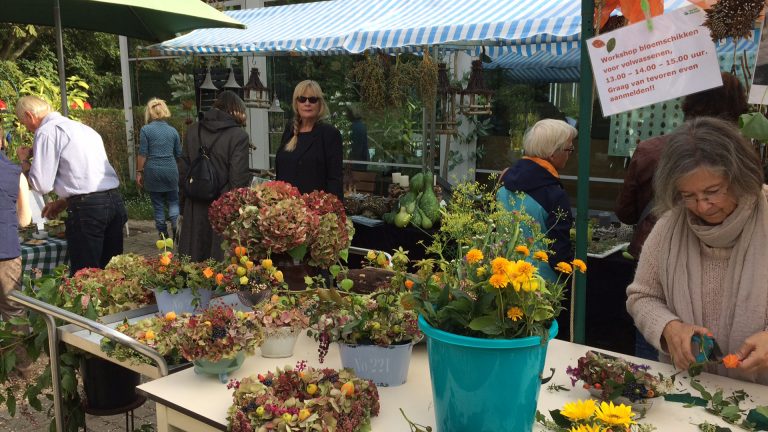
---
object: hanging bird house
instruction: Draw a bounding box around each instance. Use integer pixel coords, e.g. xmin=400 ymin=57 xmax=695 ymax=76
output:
xmin=243 ymin=68 xmax=270 ymax=109
xmin=460 ymin=59 xmax=493 ymax=116
xmin=436 ymin=63 xmax=460 ymax=135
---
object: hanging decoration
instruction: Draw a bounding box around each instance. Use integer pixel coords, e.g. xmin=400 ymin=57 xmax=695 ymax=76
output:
xmin=416 ymin=49 xmax=438 ymax=104
xmin=222 ymin=68 xmax=241 ymax=89
xmin=243 ymin=67 xmax=270 ymax=109
xmin=267 ymin=95 xmax=285 ymax=134
xmin=459 ymin=58 xmax=493 ymax=116
xmin=703 ymin=0 xmax=764 ymax=42
xmin=348 ymin=51 xmax=387 ymax=112
xmin=387 ymin=54 xmax=418 ymax=109
xmin=435 ymin=63 xmax=459 ymax=135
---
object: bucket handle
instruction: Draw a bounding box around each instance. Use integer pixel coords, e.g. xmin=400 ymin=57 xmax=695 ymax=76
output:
xmin=540 ymin=367 xmax=555 ymax=385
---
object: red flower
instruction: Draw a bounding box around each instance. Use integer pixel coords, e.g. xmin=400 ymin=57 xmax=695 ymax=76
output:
xmin=84 ymin=101 xmax=92 ymax=110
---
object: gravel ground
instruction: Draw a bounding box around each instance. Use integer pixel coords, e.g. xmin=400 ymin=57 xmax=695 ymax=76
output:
xmin=0 ymin=219 xmax=165 ymax=431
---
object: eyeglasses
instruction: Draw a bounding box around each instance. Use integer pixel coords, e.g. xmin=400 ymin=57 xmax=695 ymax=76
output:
xmin=297 ymin=96 xmax=319 ymax=104
xmin=680 ymin=185 xmax=729 ymax=205
xmin=563 ymin=146 xmax=576 ymax=153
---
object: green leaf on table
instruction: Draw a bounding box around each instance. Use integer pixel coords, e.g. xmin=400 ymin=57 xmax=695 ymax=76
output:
xmin=698 ymin=422 xmax=732 ymax=432
xmin=719 ymin=405 xmax=742 ymax=423
xmin=746 ymin=406 xmax=768 ymax=430
xmin=665 ymin=392 xmax=708 ymax=407
xmin=691 ymin=379 xmax=712 ymax=400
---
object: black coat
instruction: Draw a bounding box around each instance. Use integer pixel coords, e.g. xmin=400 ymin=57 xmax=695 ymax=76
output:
xmin=178 ymin=109 xmax=251 ymax=261
xmin=275 ymin=122 xmax=343 ymax=200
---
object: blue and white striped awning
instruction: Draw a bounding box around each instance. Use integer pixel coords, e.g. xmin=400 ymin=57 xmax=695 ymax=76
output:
xmin=151 ymin=0 xmax=583 ymax=55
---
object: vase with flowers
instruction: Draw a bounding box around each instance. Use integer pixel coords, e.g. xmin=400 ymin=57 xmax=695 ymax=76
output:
xmin=566 ymin=351 xmax=674 ymax=418
xmin=177 ymin=306 xmax=263 ymax=383
xmin=208 ymin=181 xmax=353 ymax=288
xmin=305 ymin=251 xmax=422 ymax=387
xmin=536 ymin=398 xmax=653 ymax=432
xmin=215 ymin=246 xmax=287 ymax=307
xmin=143 ymin=240 xmax=218 ymax=314
xmin=253 ymin=292 xmax=309 ymax=358
xmin=402 ymin=179 xmax=586 ymax=432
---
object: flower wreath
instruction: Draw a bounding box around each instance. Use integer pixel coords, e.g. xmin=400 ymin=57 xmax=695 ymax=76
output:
xmin=227 ymin=362 xmax=380 ymax=432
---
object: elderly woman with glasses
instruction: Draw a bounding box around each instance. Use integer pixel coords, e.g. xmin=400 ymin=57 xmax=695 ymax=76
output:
xmin=275 ymin=80 xmax=343 ymax=199
xmin=497 ymin=119 xmax=577 ymax=338
xmin=627 ymin=117 xmax=768 ymax=384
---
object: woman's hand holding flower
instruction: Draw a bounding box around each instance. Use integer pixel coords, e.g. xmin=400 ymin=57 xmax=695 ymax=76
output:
xmin=734 ymin=330 xmax=768 ymax=374
xmin=661 ymin=319 xmax=710 ymax=370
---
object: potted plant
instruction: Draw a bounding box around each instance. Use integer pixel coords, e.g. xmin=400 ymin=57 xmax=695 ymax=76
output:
xmin=215 ymin=247 xmax=286 ymax=307
xmin=226 ymin=362 xmax=380 ymax=432
xmin=305 ymin=251 xmax=422 ymax=387
xmin=176 ymin=306 xmax=263 ymax=383
xmin=253 ymin=293 xmax=309 ymax=358
xmin=406 ymin=179 xmax=586 ymax=432
xmin=100 ymin=311 xmax=187 ymax=367
xmin=566 ymin=351 xmax=674 ymax=417
xmin=208 ymin=182 xmax=353 ymax=287
xmin=143 ymin=239 xmax=218 ymax=314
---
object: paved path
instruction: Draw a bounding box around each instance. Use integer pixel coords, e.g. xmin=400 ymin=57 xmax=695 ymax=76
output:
xmin=1 ymin=220 xmax=165 ymax=431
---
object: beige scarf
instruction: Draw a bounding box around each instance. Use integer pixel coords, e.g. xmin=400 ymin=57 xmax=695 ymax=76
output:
xmin=658 ymin=187 xmax=768 ymax=383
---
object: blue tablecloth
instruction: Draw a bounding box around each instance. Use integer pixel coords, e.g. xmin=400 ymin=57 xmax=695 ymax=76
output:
xmin=21 ymin=237 xmax=68 ymax=275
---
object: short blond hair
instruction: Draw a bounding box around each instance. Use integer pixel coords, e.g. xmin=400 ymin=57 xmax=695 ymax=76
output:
xmin=145 ymin=98 xmax=171 ymax=124
xmin=522 ymin=119 xmax=577 ymax=158
xmin=15 ymin=95 xmax=51 ymax=119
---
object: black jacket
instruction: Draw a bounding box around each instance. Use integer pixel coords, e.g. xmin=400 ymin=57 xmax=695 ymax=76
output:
xmin=502 ymin=159 xmax=574 ymax=270
xmin=275 ymin=122 xmax=343 ymax=200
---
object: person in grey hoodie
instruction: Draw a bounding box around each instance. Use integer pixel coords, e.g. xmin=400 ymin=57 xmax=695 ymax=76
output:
xmin=178 ymin=91 xmax=251 ymax=261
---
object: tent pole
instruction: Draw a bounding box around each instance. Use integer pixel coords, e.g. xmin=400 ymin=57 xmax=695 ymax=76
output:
xmin=54 ymin=0 xmax=68 ymax=116
xmin=574 ymin=0 xmax=595 ymax=344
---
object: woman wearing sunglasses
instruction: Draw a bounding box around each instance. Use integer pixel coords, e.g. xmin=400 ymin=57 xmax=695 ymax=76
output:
xmin=275 ymin=80 xmax=343 ymax=200
xmin=627 ymin=117 xmax=768 ymax=384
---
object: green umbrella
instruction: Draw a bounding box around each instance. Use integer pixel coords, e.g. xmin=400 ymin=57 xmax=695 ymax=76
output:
xmin=2 ymin=0 xmax=246 ymax=114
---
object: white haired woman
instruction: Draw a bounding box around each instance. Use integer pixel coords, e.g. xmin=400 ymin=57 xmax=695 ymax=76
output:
xmin=497 ymin=118 xmax=577 ymax=339
xmin=275 ymin=80 xmax=343 ymax=199
xmin=137 ymin=98 xmax=181 ymax=239
xmin=627 ymin=116 xmax=768 ymax=384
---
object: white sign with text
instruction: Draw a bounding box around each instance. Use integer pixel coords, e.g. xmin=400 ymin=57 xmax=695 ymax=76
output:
xmin=588 ymin=5 xmax=721 ymax=117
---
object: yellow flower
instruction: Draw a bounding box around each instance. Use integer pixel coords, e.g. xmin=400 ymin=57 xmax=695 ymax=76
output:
xmin=306 ymin=383 xmax=318 ymax=395
xmin=245 ymin=260 xmax=255 ymax=270
xmin=555 ymin=262 xmax=573 ymax=274
xmin=594 ymin=401 xmax=635 ymax=428
xmin=560 ymin=399 xmax=596 ymax=422
xmin=476 ymin=266 xmax=487 ymax=277
xmin=533 ymin=251 xmax=549 ymax=262
xmin=164 ymin=311 xmax=177 ymax=321
xmin=261 ymin=258 xmax=273 ymax=269
xmin=239 ymin=276 xmax=249 ymax=285
xmin=273 ymin=270 xmax=284 ymax=283
xmin=366 ymin=250 xmax=376 ymax=260
xmin=491 ymin=257 xmax=509 ymax=274
xmin=489 ymin=273 xmax=509 ymax=289
xmin=514 ymin=260 xmax=535 ymax=279
xmin=519 ymin=276 xmax=542 ymax=292
xmin=144 ymin=330 xmax=156 ymax=340
xmin=298 ymin=408 xmax=311 ymax=421
xmin=506 ymin=307 xmax=523 ymax=321
xmin=572 ymin=258 xmax=587 ymax=273
xmin=271 ymin=294 xmax=280 ymax=303
xmin=514 ymin=245 xmax=530 ymax=256
xmin=465 ymin=248 xmax=484 ymax=264
xmin=569 ymin=424 xmax=604 ymax=432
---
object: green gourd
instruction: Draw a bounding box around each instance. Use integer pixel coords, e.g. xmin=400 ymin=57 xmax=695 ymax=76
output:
xmin=394 ymin=207 xmax=411 ymax=228
xmin=382 ymin=212 xmax=395 ymax=224
xmin=410 ymin=206 xmax=423 ymax=227
xmin=410 ymin=173 xmax=425 ymax=193
xmin=419 ymin=185 xmax=441 ymax=224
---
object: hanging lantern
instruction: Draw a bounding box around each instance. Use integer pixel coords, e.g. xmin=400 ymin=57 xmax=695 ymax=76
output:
xmin=435 ymin=63 xmax=460 ymax=135
xmin=267 ymin=95 xmax=285 ymax=133
xmin=243 ymin=68 xmax=270 ymax=109
xmin=223 ymin=68 xmax=241 ymax=89
xmin=460 ymin=59 xmax=493 ymax=116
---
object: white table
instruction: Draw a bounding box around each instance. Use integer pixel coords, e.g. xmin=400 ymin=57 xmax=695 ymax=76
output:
xmin=137 ymin=334 xmax=768 ymax=432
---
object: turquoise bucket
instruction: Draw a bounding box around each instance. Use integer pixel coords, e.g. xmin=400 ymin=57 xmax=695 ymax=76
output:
xmin=418 ymin=316 xmax=557 ymax=432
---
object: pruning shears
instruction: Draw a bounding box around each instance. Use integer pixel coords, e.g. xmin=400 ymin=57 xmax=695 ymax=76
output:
xmin=691 ymin=333 xmax=724 ymax=363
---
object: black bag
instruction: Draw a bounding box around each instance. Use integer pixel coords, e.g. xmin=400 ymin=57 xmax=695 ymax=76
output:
xmin=183 ymin=127 xmax=222 ymax=201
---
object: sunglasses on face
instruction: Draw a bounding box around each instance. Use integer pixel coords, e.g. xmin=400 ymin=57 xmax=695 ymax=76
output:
xmin=297 ymin=96 xmax=319 ymax=104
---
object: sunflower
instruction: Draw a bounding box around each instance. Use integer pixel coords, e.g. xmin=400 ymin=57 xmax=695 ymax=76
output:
xmin=465 ymin=248 xmax=484 ymax=264
xmin=594 ymin=401 xmax=635 ymax=428
xmin=491 ymin=257 xmax=510 ymax=274
xmin=476 ymin=266 xmax=487 ymax=277
xmin=489 ymin=273 xmax=509 ymax=289
xmin=569 ymin=424 xmax=604 ymax=432
xmin=560 ymin=399 xmax=596 ymax=422
xmin=533 ymin=251 xmax=549 ymax=262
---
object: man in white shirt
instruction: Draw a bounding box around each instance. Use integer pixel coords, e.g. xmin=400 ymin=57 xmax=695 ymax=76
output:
xmin=15 ymin=95 xmax=127 ymax=274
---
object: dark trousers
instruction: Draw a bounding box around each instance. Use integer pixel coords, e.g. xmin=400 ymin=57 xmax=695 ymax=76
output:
xmin=65 ymin=189 xmax=127 ymax=275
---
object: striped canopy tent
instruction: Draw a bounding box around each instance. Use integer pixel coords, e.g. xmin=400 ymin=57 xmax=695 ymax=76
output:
xmin=149 ymin=0 xmax=584 ymax=56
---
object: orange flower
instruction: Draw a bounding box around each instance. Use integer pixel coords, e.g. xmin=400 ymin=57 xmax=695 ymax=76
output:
xmin=507 ymin=307 xmax=523 ymax=321
xmin=215 ymin=273 xmax=224 ymax=285
xmin=164 ymin=311 xmax=177 ymax=321
xmin=489 ymin=273 xmax=509 ymax=289
xmin=722 ymin=354 xmax=741 ymax=369
xmin=159 ymin=254 xmax=171 ymax=266
xmin=533 ymin=251 xmax=549 ymax=262
xmin=340 ymin=381 xmax=355 ymax=396
xmin=555 ymin=262 xmax=573 ymax=274
xmin=465 ymin=248 xmax=484 ymax=264
xmin=203 ymin=267 xmax=214 ymax=278
xmin=404 ymin=280 xmax=415 ymax=290
xmin=514 ymin=245 xmax=530 ymax=257
xmin=571 ymin=259 xmax=587 ymax=273
xmin=491 ymin=257 xmax=509 ymax=274
xmin=158 ymin=265 xmax=167 ymax=273
xmin=234 ymin=246 xmax=247 ymax=257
